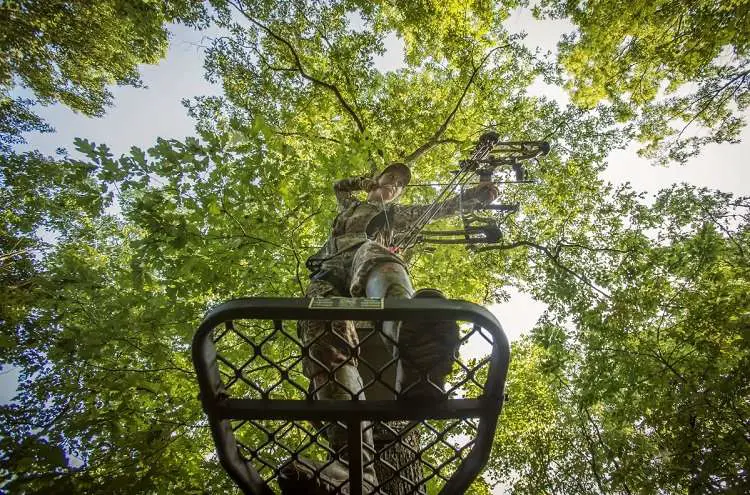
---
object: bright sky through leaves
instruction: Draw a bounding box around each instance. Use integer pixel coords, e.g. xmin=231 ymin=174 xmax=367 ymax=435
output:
xmin=3 ymin=2 xmax=749 ymax=493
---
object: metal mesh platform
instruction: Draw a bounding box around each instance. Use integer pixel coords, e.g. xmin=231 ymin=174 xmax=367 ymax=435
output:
xmin=192 ymin=297 xmax=510 ymax=495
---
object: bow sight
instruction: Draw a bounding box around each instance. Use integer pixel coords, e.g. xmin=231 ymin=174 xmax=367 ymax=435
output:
xmin=468 ymin=138 xmax=550 ymax=183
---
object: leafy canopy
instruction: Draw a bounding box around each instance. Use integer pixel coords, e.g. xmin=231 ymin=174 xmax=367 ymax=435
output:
xmin=2 ymin=1 xmax=749 ymax=494
xmin=534 ymin=0 xmax=750 ymax=163
xmin=0 ymin=0 xmax=208 ymax=152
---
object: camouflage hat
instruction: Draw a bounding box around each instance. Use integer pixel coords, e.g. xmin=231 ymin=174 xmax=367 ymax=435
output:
xmin=376 ymin=162 xmax=411 ymax=187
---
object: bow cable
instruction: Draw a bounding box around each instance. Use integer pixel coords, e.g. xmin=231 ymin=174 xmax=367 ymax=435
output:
xmin=394 ymin=135 xmax=499 ymax=249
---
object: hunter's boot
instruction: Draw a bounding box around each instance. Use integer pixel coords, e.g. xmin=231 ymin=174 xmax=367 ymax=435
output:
xmin=397 ymin=288 xmax=461 ymax=399
xmin=279 ymin=364 xmax=379 ymax=494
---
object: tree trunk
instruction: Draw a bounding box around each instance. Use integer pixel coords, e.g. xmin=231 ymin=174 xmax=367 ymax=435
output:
xmin=373 ymin=421 xmax=425 ymax=495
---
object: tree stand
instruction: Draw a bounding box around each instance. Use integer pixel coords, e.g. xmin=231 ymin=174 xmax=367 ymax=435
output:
xmin=192 ymin=297 xmax=510 ymax=494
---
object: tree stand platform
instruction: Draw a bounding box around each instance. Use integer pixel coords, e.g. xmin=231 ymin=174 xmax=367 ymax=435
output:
xmin=192 ymin=297 xmax=510 ymax=495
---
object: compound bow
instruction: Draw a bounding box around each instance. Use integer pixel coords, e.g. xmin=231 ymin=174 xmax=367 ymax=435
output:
xmin=394 ymin=132 xmax=550 ymax=250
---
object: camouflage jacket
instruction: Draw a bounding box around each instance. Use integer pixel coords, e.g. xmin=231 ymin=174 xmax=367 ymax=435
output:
xmin=334 ymin=176 xmax=492 ymax=247
xmin=305 ymin=176 xmax=494 ymax=273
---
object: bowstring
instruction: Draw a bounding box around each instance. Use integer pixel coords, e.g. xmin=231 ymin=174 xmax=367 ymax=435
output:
xmin=396 ymin=165 xmax=477 ymax=249
xmin=395 ymin=169 xmax=468 ymax=249
xmin=380 ymin=196 xmax=393 ymax=247
xmin=402 ymin=164 xmax=479 ymax=272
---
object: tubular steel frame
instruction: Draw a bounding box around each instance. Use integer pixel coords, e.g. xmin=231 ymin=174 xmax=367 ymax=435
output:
xmin=192 ymin=297 xmax=511 ymax=495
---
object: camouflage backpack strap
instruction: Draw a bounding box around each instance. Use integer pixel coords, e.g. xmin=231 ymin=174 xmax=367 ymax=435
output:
xmin=305 ymin=237 xmax=333 ymax=275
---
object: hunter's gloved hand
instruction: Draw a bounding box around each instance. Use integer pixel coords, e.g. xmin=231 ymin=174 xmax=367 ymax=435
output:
xmin=360 ymin=176 xmax=378 ymax=191
xmin=477 ymin=181 xmax=499 ymax=203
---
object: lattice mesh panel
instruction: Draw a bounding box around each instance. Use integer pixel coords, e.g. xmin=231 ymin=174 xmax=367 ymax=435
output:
xmin=209 ymin=316 xmax=495 ymax=494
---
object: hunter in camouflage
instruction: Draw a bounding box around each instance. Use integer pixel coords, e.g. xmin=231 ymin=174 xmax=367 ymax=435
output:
xmin=279 ymin=163 xmax=497 ymax=494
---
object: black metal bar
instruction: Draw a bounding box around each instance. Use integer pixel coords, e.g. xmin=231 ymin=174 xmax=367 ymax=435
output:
xmin=192 ymin=298 xmax=510 ymax=409
xmin=348 ymin=421 xmax=363 ymax=495
xmin=438 ymin=410 xmax=505 ymax=494
xmin=208 ymin=398 xmax=492 ymax=421
xmin=193 ymin=298 xmax=508 ymax=345
xmin=211 ymin=419 xmax=274 ymax=495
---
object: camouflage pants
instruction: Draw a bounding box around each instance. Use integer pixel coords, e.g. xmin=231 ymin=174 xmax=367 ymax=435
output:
xmin=299 ymin=277 xmax=361 ymax=392
xmin=299 ymin=239 xmax=457 ymax=401
xmin=295 ymin=240 xmax=409 ymax=490
xmin=298 ymin=240 xmax=408 ymax=390
xmin=296 ymin=240 xmax=458 ymax=495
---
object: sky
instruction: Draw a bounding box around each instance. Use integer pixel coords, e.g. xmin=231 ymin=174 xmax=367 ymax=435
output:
xmin=3 ymin=8 xmax=749 ymax=489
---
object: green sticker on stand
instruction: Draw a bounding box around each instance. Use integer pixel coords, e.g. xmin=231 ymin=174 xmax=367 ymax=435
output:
xmin=308 ymin=297 xmax=384 ymax=310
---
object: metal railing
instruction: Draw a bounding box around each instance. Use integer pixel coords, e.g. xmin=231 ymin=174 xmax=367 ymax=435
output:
xmin=192 ymin=297 xmax=510 ymax=495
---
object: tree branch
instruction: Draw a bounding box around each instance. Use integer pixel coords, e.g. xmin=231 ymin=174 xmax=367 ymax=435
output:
xmin=11 ymin=466 xmax=86 ymax=485
xmin=476 ymin=239 xmax=612 ymax=299
xmin=220 ymin=190 xmax=287 ymax=251
xmin=227 ymin=0 xmax=366 ymax=134
xmin=273 ymin=129 xmax=342 ymax=144
xmin=402 ymin=45 xmax=508 ymax=164
xmin=676 ymin=69 xmax=750 ymax=140
xmin=582 ymin=406 xmax=634 ymax=495
xmin=86 ymin=363 xmax=194 ymax=376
